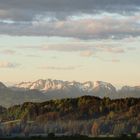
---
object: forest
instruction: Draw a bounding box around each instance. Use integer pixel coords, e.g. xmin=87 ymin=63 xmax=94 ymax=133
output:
xmin=0 ymin=96 xmax=140 ymax=137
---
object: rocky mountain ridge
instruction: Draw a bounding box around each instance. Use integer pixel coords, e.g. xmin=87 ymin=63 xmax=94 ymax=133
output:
xmin=0 ymin=79 xmax=140 ymax=107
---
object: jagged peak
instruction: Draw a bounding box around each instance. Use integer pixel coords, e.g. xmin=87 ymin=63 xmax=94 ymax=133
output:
xmin=0 ymin=82 xmax=7 ymax=89
xmin=14 ymin=79 xmax=116 ymax=93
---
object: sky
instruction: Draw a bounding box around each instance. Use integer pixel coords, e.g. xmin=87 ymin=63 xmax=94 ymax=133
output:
xmin=0 ymin=0 xmax=140 ymax=87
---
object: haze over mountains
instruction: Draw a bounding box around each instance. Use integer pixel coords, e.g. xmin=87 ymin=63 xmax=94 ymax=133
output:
xmin=1 ymin=79 xmax=140 ymax=107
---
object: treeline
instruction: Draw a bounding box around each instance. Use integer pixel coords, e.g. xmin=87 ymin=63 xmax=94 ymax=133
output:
xmin=0 ymin=119 xmax=139 ymax=137
xmin=0 ymin=96 xmax=140 ymax=136
xmin=4 ymin=96 xmax=140 ymax=121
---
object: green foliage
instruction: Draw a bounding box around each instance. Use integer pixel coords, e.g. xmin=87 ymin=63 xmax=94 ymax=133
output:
xmin=1 ymin=96 xmax=140 ymax=122
xmin=1 ymin=96 xmax=140 ymax=137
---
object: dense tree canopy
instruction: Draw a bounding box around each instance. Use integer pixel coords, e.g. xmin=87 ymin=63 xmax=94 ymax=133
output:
xmin=0 ymin=96 xmax=140 ymax=136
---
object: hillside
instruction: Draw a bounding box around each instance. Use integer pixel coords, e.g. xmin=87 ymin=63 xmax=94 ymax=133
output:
xmin=4 ymin=96 xmax=140 ymax=121
xmin=0 ymin=86 xmax=49 ymax=107
xmin=0 ymin=96 xmax=140 ymax=136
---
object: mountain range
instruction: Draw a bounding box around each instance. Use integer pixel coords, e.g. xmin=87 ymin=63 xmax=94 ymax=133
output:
xmin=0 ymin=79 xmax=140 ymax=107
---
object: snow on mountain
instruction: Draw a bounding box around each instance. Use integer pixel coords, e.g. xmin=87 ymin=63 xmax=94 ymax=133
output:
xmin=12 ymin=79 xmax=140 ymax=99
xmin=14 ymin=79 xmax=116 ymax=96
xmin=16 ymin=79 xmax=68 ymax=91
xmin=0 ymin=82 xmax=7 ymax=90
xmin=0 ymin=80 xmax=140 ymax=107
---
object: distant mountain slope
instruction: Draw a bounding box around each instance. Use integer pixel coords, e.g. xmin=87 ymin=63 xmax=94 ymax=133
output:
xmin=15 ymin=79 xmax=116 ymax=93
xmin=0 ymin=79 xmax=140 ymax=107
xmin=0 ymin=82 xmax=7 ymax=89
xmin=14 ymin=79 xmax=140 ymax=98
xmin=0 ymin=83 xmax=48 ymax=107
xmin=14 ymin=79 xmax=117 ymax=98
xmin=118 ymin=86 xmax=140 ymax=98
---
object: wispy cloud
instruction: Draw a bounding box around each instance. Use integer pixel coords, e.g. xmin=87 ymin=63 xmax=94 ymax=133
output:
xmin=97 ymin=45 xmax=125 ymax=53
xmin=0 ymin=61 xmax=19 ymax=68
xmin=0 ymin=49 xmax=16 ymax=55
xmin=111 ymin=59 xmax=120 ymax=63
xmin=26 ymin=54 xmax=40 ymax=58
xmin=42 ymin=43 xmax=125 ymax=54
xmin=42 ymin=43 xmax=91 ymax=52
xmin=80 ymin=50 xmax=94 ymax=57
xmin=40 ymin=65 xmax=81 ymax=70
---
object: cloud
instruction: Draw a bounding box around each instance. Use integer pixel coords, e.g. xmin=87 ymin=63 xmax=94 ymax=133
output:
xmin=0 ymin=61 xmax=19 ymax=68
xmin=127 ymin=47 xmax=137 ymax=51
xmin=80 ymin=50 xmax=94 ymax=57
xmin=42 ymin=43 xmax=93 ymax=52
xmin=111 ymin=59 xmax=120 ymax=63
xmin=0 ymin=14 xmax=140 ymax=39
xmin=99 ymin=46 xmax=125 ymax=53
xmin=40 ymin=65 xmax=80 ymax=70
xmin=0 ymin=0 xmax=139 ymax=40
xmin=26 ymin=54 xmax=40 ymax=58
xmin=42 ymin=42 xmax=125 ymax=55
xmin=107 ymin=48 xmax=124 ymax=53
xmin=0 ymin=49 xmax=16 ymax=55
xmin=0 ymin=0 xmax=139 ymax=22
xmin=94 ymin=56 xmax=121 ymax=63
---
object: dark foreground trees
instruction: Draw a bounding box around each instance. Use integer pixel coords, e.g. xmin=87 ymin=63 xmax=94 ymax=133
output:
xmin=0 ymin=96 xmax=140 ymax=136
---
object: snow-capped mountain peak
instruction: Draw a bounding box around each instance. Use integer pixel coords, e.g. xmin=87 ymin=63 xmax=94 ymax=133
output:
xmin=0 ymin=82 xmax=7 ymax=89
xmin=15 ymin=79 xmax=116 ymax=94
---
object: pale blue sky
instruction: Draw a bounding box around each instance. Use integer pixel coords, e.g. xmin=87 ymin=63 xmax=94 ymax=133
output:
xmin=0 ymin=0 xmax=140 ymax=87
